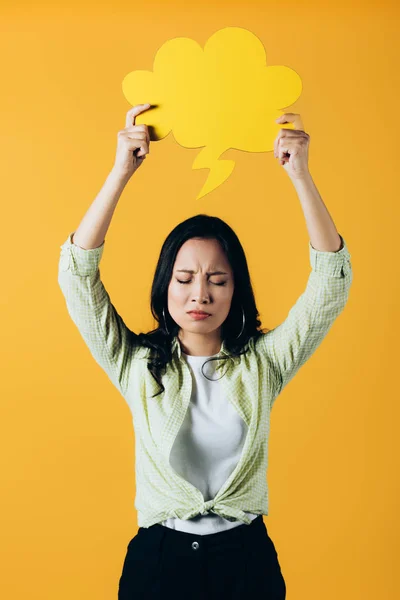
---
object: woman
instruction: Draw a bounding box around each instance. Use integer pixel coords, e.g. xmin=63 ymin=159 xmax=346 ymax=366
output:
xmin=58 ymin=104 xmax=353 ymax=599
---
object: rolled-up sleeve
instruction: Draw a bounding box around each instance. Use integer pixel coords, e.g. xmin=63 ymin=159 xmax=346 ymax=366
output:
xmin=57 ymin=232 xmax=138 ymax=396
xmin=261 ymin=234 xmax=353 ymax=401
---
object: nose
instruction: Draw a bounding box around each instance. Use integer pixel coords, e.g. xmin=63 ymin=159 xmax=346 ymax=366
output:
xmin=191 ymin=279 xmax=210 ymax=303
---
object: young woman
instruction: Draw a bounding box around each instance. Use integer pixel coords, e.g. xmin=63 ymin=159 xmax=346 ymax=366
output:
xmin=58 ymin=104 xmax=353 ymax=599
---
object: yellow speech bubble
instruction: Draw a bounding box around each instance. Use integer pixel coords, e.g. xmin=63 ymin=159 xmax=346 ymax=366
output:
xmin=122 ymin=26 xmax=302 ymax=199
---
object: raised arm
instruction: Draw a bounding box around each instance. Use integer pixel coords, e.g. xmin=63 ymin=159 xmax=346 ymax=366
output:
xmin=260 ymin=235 xmax=353 ymax=402
xmin=58 ymin=104 xmax=152 ymax=395
xmin=58 ymin=231 xmax=140 ymax=395
xmin=261 ymin=117 xmax=354 ymax=403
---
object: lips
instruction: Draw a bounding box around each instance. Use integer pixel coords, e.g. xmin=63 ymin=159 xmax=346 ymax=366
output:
xmin=188 ymin=311 xmax=211 ymax=315
xmin=187 ymin=311 xmax=211 ymax=320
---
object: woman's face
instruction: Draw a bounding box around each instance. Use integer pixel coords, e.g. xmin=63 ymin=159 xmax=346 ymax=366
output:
xmin=167 ymin=237 xmax=234 ymax=341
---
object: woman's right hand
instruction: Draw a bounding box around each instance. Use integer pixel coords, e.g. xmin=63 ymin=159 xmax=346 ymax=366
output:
xmin=113 ymin=103 xmax=152 ymax=179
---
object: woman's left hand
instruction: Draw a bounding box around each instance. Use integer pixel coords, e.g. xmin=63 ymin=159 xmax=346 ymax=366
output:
xmin=274 ymin=113 xmax=310 ymax=181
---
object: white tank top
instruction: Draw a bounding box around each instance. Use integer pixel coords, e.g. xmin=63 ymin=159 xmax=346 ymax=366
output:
xmin=160 ymin=350 xmax=259 ymax=534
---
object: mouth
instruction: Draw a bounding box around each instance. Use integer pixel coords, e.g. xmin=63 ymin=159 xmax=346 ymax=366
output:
xmin=187 ymin=311 xmax=211 ymax=319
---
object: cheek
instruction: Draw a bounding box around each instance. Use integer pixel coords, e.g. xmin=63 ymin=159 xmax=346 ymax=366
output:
xmin=223 ymin=284 xmax=234 ymax=300
xmin=168 ymin=283 xmax=185 ymax=304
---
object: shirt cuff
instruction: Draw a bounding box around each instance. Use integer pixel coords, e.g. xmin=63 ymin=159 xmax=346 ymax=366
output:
xmin=59 ymin=231 xmax=105 ymax=276
xmin=309 ymin=234 xmax=351 ymax=277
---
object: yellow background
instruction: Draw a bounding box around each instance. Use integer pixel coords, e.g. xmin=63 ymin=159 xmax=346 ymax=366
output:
xmin=1 ymin=1 xmax=398 ymax=598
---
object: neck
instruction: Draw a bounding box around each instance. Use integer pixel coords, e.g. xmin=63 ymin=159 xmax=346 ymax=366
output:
xmin=178 ymin=330 xmax=222 ymax=356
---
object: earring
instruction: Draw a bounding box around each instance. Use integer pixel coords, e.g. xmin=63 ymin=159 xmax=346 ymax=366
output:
xmin=162 ymin=307 xmax=170 ymax=335
xmin=235 ymin=306 xmax=245 ymax=339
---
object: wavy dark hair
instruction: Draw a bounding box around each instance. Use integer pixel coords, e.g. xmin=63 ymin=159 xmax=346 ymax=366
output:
xmin=136 ymin=214 xmax=270 ymax=397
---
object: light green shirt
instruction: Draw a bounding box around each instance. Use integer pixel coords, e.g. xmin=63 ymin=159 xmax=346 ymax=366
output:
xmin=58 ymin=232 xmax=353 ymax=528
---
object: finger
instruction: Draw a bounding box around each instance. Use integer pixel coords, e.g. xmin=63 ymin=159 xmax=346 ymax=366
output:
xmin=274 ymin=130 xmax=307 ymax=158
xmin=125 ymin=131 xmax=147 ymax=140
xmin=278 ymin=140 xmax=290 ymax=161
xmin=275 ymin=135 xmax=289 ymax=159
xmin=277 ymin=129 xmax=308 ymax=137
xmin=125 ymin=103 xmax=151 ymax=129
xmin=125 ymin=126 xmax=150 ymax=146
xmin=274 ymin=130 xmax=281 ymax=157
xmin=123 ymin=129 xmax=150 ymax=158
xmin=126 ymin=124 xmax=148 ymax=133
xmin=277 ymin=113 xmax=305 ymax=131
xmin=274 ymin=128 xmax=291 ymax=157
xmin=136 ymin=142 xmax=149 ymax=157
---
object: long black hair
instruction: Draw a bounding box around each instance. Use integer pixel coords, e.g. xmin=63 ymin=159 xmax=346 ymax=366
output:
xmin=136 ymin=214 xmax=270 ymax=397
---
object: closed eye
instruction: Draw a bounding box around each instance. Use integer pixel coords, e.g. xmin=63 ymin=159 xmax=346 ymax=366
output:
xmin=177 ymin=279 xmax=227 ymax=286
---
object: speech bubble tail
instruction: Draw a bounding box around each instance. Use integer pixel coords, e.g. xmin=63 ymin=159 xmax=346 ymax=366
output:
xmin=193 ymin=156 xmax=236 ymax=198
xmin=196 ymin=189 xmax=207 ymax=201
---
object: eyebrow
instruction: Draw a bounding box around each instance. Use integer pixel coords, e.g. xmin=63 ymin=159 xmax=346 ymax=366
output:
xmin=176 ymin=269 xmax=228 ymax=276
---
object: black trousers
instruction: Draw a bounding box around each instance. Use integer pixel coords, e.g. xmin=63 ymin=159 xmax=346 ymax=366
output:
xmin=118 ymin=515 xmax=286 ymax=599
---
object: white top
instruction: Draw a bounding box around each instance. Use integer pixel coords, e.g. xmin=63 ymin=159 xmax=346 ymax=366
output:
xmin=160 ymin=350 xmax=259 ymax=534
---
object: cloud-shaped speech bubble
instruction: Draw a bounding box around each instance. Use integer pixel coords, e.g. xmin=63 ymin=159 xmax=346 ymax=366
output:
xmin=122 ymin=26 xmax=302 ymax=199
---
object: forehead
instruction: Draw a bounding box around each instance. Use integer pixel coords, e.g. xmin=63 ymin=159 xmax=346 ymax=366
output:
xmin=174 ymin=238 xmax=231 ymax=269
